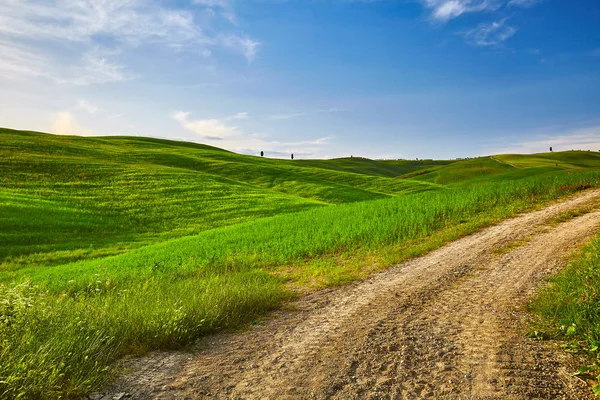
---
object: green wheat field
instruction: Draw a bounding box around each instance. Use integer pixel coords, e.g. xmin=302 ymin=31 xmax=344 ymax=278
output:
xmin=3 ymin=127 xmax=600 ymax=398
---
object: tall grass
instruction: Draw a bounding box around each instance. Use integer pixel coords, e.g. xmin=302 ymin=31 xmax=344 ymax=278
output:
xmin=9 ymin=172 xmax=599 ymax=292
xmin=0 ymin=271 xmax=283 ymax=399
xmin=2 ymin=171 xmax=600 ymax=398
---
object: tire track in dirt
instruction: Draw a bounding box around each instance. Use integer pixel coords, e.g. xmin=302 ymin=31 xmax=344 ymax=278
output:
xmin=103 ymin=189 xmax=600 ymax=399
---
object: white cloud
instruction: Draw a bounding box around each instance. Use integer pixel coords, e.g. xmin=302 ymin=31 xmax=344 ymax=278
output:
xmin=418 ymin=0 xmax=543 ymax=49
xmin=0 ymin=39 xmax=135 ymax=85
xmin=76 ymin=99 xmax=99 ymax=114
xmin=0 ymin=39 xmax=52 ymax=80
xmin=64 ymin=53 xmax=133 ymax=85
xmin=269 ymin=112 xmax=308 ymax=120
xmin=172 ymin=111 xmax=238 ymax=139
xmin=421 ymin=0 xmax=541 ymax=22
xmin=491 ymin=125 xmax=600 ymax=154
xmin=172 ymin=111 xmax=190 ymax=122
xmin=172 ymin=111 xmax=332 ymax=158
xmin=227 ymin=112 xmax=249 ymax=120
xmin=507 ymin=0 xmax=541 ymax=8
xmin=0 ymin=0 xmax=258 ymax=85
xmin=51 ymin=111 xmax=93 ymax=136
xmin=0 ymin=0 xmax=238 ymax=48
xmin=421 ymin=0 xmax=503 ymax=22
xmin=462 ymin=19 xmax=517 ymax=47
xmin=218 ymin=35 xmax=261 ymax=62
xmin=318 ymin=107 xmax=349 ymax=114
xmin=193 ymin=0 xmax=229 ymax=7
xmin=269 ymin=108 xmax=349 ymax=120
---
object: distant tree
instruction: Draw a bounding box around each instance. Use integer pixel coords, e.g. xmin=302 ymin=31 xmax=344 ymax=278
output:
xmin=260 ymin=151 xmax=264 ymax=157
xmin=550 ymin=147 xmax=553 ymax=152
xmin=291 ymin=153 xmax=294 ymax=160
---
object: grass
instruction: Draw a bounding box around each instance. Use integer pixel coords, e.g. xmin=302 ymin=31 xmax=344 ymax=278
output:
xmin=0 ymin=128 xmax=441 ymax=270
xmin=3 ymin=170 xmax=600 ymax=398
xmin=548 ymin=203 xmax=599 ymax=226
xmin=297 ymin=157 xmax=454 ymax=177
xmin=408 ymin=156 xmax=518 ymax=185
xmin=3 ymin=127 xmax=600 ymax=398
xmin=529 ymin=234 xmax=600 ymax=395
xmin=409 ymin=152 xmax=600 ymax=187
xmin=491 ymin=237 xmax=533 ymax=255
xmin=496 ymin=151 xmax=600 ymax=170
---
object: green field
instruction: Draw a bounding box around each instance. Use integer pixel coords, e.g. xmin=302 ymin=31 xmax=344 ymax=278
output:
xmin=3 ymin=127 xmax=600 ymax=399
xmin=0 ymin=128 xmax=445 ymax=271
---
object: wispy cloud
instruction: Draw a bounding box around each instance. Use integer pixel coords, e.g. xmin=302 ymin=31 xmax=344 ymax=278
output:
xmin=218 ymin=35 xmax=261 ymax=62
xmin=172 ymin=111 xmax=332 ymax=158
xmin=0 ymin=0 xmax=258 ymax=85
xmin=61 ymin=53 xmax=134 ymax=85
xmin=0 ymin=39 xmax=50 ymax=80
xmin=507 ymin=0 xmax=541 ymax=8
xmin=192 ymin=0 xmax=230 ymax=8
xmin=490 ymin=125 xmax=600 ymax=154
xmin=421 ymin=0 xmax=503 ymax=22
xmin=421 ymin=0 xmax=540 ymax=22
xmin=269 ymin=108 xmax=349 ymax=120
xmin=462 ymin=18 xmax=517 ymax=47
xmin=172 ymin=111 xmax=238 ymax=140
xmin=419 ymin=0 xmax=541 ymax=49
xmin=269 ymin=112 xmax=308 ymax=120
xmin=193 ymin=0 xmax=237 ymax=24
xmin=226 ymin=112 xmax=250 ymax=120
xmin=76 ymin=99 xmax=99 ymax=114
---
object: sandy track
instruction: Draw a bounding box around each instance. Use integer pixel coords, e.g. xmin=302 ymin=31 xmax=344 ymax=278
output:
xmin=103 ymin=190 xmax=600 ymax=400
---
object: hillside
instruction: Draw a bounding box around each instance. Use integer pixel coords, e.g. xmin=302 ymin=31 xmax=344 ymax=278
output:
xmin=406 ymin=153 xmax=600 ymax=186
xmin=495 ymin=151 xmax=600 ymax=169
xmin=4 ymin=128 xmax=600 ymax=272
xmin=0 ymin=128 xmax=440 ymax=270
xmin=296 ymin=157 xmax=454 ymax=177
xmin=4 ymin=127 xmax=600 ymax=399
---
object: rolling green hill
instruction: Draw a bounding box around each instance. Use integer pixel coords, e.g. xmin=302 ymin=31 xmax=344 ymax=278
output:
xmin=495 ymin=151 xmax=600 ymax=169
xmin=296 ymin=157 xmax=454 ymax=177
xmin=407 ymin=156 xmax=517 ymax=185
xmin=4 ymin=127 xmax=600 ymax=399
xmin=406 ymin=152 xmax=600 ymax=187
xmin=0 ymin=128 xmax=440 ymax=270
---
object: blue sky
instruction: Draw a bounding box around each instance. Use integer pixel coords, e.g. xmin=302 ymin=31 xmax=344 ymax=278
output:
xmin=0 ymin=0 xmax=599 ymax=159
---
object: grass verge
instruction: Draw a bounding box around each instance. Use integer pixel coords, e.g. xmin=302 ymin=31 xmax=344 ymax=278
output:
xmin=529 ymin=233 xmax=600 ymax=395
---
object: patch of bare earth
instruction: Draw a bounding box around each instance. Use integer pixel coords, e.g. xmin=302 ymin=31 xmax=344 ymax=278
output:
xmin=100 ymin=190 xmax=600 ymax=400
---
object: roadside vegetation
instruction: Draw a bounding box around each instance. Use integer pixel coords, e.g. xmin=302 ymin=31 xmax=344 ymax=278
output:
xmin=2 ymin=127 xmax=600 ymax=398
xmin=530 ymin=233 xmax=600 ymax=395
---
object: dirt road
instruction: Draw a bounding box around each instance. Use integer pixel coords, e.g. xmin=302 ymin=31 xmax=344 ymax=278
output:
xmin=103 ymin=190 xmax=600 ymax=400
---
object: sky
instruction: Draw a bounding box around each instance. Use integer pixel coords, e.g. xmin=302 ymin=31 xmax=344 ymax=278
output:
xmin=0 ymin=0 xmax=599 ymax=159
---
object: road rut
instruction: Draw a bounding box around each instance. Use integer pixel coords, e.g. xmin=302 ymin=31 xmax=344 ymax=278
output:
xmin=105 ymin=189 xmax=600 ymax=399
